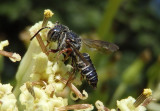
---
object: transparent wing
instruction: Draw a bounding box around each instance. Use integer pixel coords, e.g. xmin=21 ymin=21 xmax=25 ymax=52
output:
xmin=66 ymin=41 xmax=90 ymax=66
xmin=82 ymin=38 xmax=119 ymax=53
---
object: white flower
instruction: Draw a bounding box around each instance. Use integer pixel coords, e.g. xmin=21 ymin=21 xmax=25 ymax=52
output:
xmin=117 ymin=96 xmax=146 ymax=111
xmin=19 ymin=83 xmax=68 ymax=111
xmin=0 ymin=40 xmax=9 ymax=50
xmin=0 ymin=83 xmax=18 ymax=111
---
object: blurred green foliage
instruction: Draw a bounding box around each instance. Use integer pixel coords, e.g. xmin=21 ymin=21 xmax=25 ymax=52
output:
xmin=0 ymin=0 xmax=160 ymax=110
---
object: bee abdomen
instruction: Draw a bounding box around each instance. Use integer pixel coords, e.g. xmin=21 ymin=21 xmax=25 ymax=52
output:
xmin=77 ymin=53 xmax=98 ymax=88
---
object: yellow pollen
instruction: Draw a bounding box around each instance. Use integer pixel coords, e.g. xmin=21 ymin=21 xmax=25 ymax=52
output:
xmin=44 ymin=9 xmax=54 ymax=18
xmin=143 ymin=88 xmax=152 ymax=97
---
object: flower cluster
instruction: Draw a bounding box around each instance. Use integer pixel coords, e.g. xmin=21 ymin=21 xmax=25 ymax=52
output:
xmin=13 ymin=10 xmax=93 ymax=111
xmin=0 ymin=83 xmax=18 ymax=111
xmin=95 ymin=88 xmax=152 ymax=111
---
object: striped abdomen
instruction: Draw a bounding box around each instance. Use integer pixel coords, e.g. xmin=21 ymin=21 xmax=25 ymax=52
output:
xmin=76 ymin=53 xmax=98 ymax=88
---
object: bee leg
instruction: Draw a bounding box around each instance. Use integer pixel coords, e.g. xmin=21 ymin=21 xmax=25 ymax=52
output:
xmin=45 ymin=41 xmax=56 ymax=54
xmin=48 ymin=49 xmax=59 ymax=53
xmin=64 ymin=57 xmax=77 ymax=89
xmin=64 ymin=73 xmax=75 ymax=89
xmin=63 ymin=50 xmax=72 ymax=62
xmin=63 ymin=69 xmax=76 ymax=89
xmin=80 ymin=74 xmax=83 ymax=81
xmin=56 ymin=48 xmax=72 ymax=60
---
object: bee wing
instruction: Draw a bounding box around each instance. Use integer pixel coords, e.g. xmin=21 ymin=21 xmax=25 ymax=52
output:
xmin=82 ymin=38 xmax=119 ymax=53
xmin=67 ymin=41 xmax=90 ymax=66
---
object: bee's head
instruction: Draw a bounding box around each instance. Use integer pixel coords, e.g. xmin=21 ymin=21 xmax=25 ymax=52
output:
xmin=30 ymin=22 xmax=69 ymax=42
xmin=47 ymin=23 xmax=69 ymax=42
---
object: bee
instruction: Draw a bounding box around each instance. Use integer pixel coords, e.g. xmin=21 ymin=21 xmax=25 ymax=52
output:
xmin=76 ymin=53 xmax=98 ymax=88
xmin=30 ymin=22 xmax=119 ymax=88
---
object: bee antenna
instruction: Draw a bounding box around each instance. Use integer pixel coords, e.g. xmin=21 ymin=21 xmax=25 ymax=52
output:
xmin=30 ymin=27 xmax=51 ymax=41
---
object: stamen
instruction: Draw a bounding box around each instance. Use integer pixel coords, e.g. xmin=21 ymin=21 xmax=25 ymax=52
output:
xmin=36 ymin=34 xmax=49 ymax=55
xmin=134 ymin=88 xmax=152 ymax=107
xmin=32 ymin=81 xmax=47 ymax=87
xmin=142 ymin=97 xmax=153 ymax=107
xmin=60 ymin=78 xmax=88 ymax=100
xmin=0 ymin=50 xmax=21 ymax=62
xmin=57 ymin=104 xmax=93 ymax=111
xmin=26 ymin=82 xmax=35 ymax=99
xmin=9 ymin=53 xmax=21 ymax=62
xmin=42 ymin=9 xmax=54 ymax=27
xmin=81 ymin=90 xmax=88 ymax=100
xmin=95 ymin=100 xmax=110 ymax=111
xmin=30 ymin=10 xmax=53 ymax=55
xmin=0 ymin=40 xmax=9 ymax=50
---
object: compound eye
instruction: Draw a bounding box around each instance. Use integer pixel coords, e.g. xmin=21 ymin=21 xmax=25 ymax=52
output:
xmin=47 ymin=29 xmax=57 ymax=42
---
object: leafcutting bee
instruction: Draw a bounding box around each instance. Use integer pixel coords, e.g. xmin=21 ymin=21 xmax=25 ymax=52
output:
xmin=76 ymin=53 xmax=98 ymax=88
xmin=30 ymin=22 xmax=119 ymax=88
